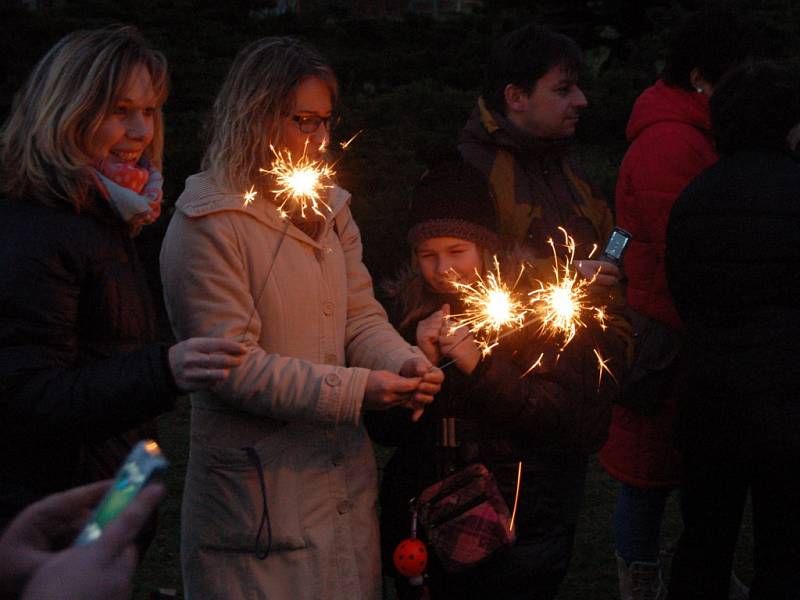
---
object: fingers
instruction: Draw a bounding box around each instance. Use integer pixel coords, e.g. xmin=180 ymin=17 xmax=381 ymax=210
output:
xmin=389 ymin=375 xmax=422 ymax=395
xmin=20 ymin=481 xmax=113 ymax=537
xmin=169 ymin=338 xmax=249 ymax=391
xmin=403 ymin=357 xmax=431 ymax=377
xmin=576 ymin=260 xmax=621 ymax=286
xmin=97 ymin=484 xmax=165 ymax=556
xmin=420 ymin=367 xmax=444 ymax=385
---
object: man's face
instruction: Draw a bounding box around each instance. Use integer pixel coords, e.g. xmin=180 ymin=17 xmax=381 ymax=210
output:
xmin=506 ymin=64 xmax=588 ymax=139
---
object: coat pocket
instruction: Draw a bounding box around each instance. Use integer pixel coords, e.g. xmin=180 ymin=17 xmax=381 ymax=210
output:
xmin=185 ymin=425 xmax=308 ymax=553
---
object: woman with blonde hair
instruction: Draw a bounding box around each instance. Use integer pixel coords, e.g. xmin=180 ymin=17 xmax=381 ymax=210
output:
xmin=0 ymin=25 xmax=245 ymax=529
xmin=160 ymin=36 xmax=442 ymax=599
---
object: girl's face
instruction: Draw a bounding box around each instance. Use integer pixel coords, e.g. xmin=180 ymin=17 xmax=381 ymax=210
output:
xmin=417 ymin=237 xmax=482 ymax=294
xmin=283 ymin=76 xmax=333 ymax=161
xmin=88 ymin=64 xmax=157 ymax=166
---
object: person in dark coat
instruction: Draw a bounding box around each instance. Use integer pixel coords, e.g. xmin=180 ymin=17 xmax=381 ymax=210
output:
xmin=599 ymin=9 xmax=754 ymax=599
xmin=458 ymin=23 xmax=620 ymax=290
xmin=665 ymin=60 xmax=800 ymax=600
xmin=368 ymin=160 xmax=629 ymax=600
xmin=0 ymin=25 xmax=245 ymax=530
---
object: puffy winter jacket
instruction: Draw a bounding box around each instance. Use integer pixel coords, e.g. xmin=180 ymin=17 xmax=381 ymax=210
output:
xmin=600 ymin=80 xmax=716 ymax=489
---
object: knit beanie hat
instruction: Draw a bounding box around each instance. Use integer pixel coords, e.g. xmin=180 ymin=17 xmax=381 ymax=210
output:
xmin=407 ymin=160 xmax=500 ymax=251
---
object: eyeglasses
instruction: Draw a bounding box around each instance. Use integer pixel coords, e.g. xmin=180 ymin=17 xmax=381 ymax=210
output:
xmin=291 ymin=114 xmax=335 ymax=134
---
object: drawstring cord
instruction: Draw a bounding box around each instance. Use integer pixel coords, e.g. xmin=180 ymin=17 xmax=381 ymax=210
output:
xmin=243 ymin=446 xmax=272 ymax=560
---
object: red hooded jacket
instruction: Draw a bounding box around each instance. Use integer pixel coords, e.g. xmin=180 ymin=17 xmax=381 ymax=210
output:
xmin=599 ymin=80 xmax=717 ymax=488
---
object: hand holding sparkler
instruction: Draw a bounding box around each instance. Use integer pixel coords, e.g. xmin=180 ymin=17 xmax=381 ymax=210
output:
xmin=400 ymin=357 xmax=444 ymax=421
xmin=438 ymin=305 xmax=481 ymax=375
xmin=575 ymin=259 xmax=621 ymax=288
xmin=363 ymin=359 xmax=443 ymax=423
xmin=416 ymin=307 xmax=448 ymax=365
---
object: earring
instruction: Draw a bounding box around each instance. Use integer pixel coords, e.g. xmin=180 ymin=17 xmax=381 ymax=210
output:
xmin=696 ymin=87 xmax=704 ymax=94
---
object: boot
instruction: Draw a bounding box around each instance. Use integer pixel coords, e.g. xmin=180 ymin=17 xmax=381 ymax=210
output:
xmin=616 ymin=554 xmax=667 ymax=600
xmin=729 ymin=571 xmax=749 ymax=600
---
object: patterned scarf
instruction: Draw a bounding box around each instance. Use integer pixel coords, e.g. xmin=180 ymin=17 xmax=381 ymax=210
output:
xmin=91 ymin=157 xmax=163 ymax=226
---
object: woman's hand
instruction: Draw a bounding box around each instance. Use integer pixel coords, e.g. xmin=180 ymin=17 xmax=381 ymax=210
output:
xmin=399 ymin=357 xmax=444 ymax=421
xmin=168 ymin=337 xmax=247 ymax=392
xmin=415 ymin=305 xmax=448 ymax=364
xmin=438 ymin=305 xmax=481 ymax=375
xmin=363 ymin=359 xmax=444 ymax=423
xmin=575 ymin=259 xmax=622 ymax=287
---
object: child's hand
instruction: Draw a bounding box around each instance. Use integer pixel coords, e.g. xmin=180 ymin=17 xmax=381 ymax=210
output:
xmin=415 ymin=305 xmax=448 ymax=364
xmin=439 ymin=306 xmax=481 ymax=375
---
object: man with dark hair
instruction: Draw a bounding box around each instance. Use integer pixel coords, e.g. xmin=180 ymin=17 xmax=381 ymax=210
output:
xmin=459 ymin=23 xmax=619 ymax=283
xmin=458 ymin=21 xmax=632 ymax=598
xmin=665 ymin=60 xmax=800 ymax=600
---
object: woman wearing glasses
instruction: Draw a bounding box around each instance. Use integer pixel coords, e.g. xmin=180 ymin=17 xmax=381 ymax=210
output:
xmin=160 ymin=37 xmax=442 ymax=599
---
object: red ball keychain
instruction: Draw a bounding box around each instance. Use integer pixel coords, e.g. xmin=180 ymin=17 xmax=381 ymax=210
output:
xmin=393 ymin=500 xmax=428 ymax=583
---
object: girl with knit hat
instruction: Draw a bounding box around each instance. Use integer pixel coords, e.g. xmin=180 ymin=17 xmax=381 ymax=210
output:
xmin=367 ymin=159 xmax=630 ymax=599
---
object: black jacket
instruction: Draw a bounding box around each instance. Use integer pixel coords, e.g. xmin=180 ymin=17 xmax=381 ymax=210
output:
xmin=665 ymin=149 xmax=800 ymax=450
xmin=368 ymin=276 xmax=627 ymax=597
xmin=0 ymin=197 xmax=177 ymax=523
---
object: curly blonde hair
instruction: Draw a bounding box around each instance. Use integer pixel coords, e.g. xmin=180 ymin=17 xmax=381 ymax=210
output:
xmin=202 ymin=36 xmax=337 ymax=193
xmin=1 ymin=25 xmax=168 ymax=209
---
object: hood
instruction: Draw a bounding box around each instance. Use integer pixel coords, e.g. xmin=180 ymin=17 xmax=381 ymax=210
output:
xmin=626 ymin=80 xmax=711 ymax=143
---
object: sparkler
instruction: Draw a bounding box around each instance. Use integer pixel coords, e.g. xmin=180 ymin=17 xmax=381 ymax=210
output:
xmin=243 ymin=131 xmax=363 ymax=216
xmin=527 ymin=227 xmax=606 ymax=348
xmin=447 ymin=256 xmax=530 ymax=356
xmin=237 ymin=130 xmax=363 ymax=342
xmin=259 ymin=140 xmax=335 ymax=219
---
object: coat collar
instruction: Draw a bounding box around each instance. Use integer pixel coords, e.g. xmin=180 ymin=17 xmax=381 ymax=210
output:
xmin=175 ymin=171 xmax=351 ymax=248
xmin=462 ymin=97 xmax=575 ymax=161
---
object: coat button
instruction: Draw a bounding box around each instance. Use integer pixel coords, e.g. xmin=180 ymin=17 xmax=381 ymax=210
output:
xmin=324 ymin=353 xmax=338 ymax=365
xmin=322 ymin=301 xmax=334 ymax=315
xmin=324 ymin=373 xmax=341 ymax=386
xmin=337 ymin=500 xmax=352 ymax=514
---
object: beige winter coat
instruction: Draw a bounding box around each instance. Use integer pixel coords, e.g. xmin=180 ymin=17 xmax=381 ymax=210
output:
xmin=160 ymin=172 xmax=420 ymax=600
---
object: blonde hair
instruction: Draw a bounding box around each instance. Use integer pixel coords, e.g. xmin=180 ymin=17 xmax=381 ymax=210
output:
xmin=1 ymin=25 xmax=168 ymax=208
xmin=202 ymin=36 xmax=337 ymax=193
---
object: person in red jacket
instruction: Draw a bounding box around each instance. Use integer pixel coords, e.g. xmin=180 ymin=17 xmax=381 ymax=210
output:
xmin=598 ymin=8 xmax=755 ymax=600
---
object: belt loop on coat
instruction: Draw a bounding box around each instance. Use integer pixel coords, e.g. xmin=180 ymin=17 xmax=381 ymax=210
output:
xmin=243 ymin=446 xmax=272 ymax=560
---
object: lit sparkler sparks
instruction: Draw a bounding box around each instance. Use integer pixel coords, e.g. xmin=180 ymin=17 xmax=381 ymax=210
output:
xmin=339 ymin=129 xmax=362 ymax=150
xmin=448 ymin=256 xmax=530 ymax=355
xmin=243 ymin=185 xmax=257 ymax=207
xmin=528 ymin=227 xmax=605 ymax=347
xmin=593 ymin=348 xmax=616 ymax=389
xmin=258 ymin=140 xmax=335 ymax=219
